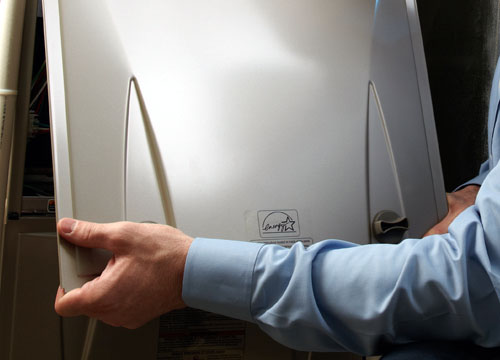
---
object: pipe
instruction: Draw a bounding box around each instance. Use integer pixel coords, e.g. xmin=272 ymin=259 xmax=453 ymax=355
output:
xmin=0 ymin=0 xmax=28 ymax=285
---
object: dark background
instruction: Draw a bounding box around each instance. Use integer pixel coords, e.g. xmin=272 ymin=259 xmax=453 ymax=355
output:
xmin=418 ymin=0 xmax=499 ymax=191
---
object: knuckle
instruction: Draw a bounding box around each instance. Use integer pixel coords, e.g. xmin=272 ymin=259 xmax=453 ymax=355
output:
xmin=80 ymin=222 xmax=97 ymax=242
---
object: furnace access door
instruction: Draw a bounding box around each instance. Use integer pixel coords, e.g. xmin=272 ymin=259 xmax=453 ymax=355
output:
xmin=44 ymin=0 xmax=446 ymax=358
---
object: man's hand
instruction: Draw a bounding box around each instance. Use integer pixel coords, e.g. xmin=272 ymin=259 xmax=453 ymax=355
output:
xmin=54 ymin=218 xmax=193 ymax=329
xmin=424 ymin=185 xmax=480 ymax=236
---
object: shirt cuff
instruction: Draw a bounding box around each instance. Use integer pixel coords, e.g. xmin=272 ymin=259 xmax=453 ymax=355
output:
xmin=454 ymin=171 xmax=488 ymax=191
xmin=182 ymin=238 xmax=265 ymax=322
xmin=454 ymin=160 xmax=490 ymax=191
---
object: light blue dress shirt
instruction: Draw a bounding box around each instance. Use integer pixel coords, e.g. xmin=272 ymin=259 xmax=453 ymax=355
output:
xmin=182 ymin=59 xmax=500 ymax=355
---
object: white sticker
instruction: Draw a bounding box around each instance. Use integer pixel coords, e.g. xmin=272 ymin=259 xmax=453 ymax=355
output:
xmin=245 ymin=209 xmax=314 ymax=245
xmin=257 ymin=209 xmax=300 ymax=238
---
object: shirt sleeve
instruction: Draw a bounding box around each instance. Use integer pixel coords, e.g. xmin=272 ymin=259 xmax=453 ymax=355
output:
xmin=182 ymin=162 xmax=500 ymax=355
xmin=454 ymin=159 xmax=490 ymax=191
xmin=182 ymin=238 xmax=264 ymax=322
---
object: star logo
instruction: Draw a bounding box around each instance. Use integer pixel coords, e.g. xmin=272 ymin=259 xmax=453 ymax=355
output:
xmin=282 ymin=216 xmax=295 ymax=232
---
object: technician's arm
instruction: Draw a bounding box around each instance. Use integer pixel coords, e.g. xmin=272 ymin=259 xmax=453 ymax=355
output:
xmin=184 ymin=161 xmax=500 ymax=355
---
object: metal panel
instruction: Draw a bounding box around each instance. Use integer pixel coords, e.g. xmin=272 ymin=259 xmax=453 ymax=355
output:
xmin=368 ymin=0 xmax=447 ymax=243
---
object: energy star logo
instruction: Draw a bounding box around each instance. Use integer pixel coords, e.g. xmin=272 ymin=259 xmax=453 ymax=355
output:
xmin=258 ymin=210 xmax=300 ymax=238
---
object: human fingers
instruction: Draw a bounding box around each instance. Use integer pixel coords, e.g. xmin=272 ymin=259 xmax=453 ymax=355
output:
xmin=56 ymin=220 xmax=193 ymax=326
xmin=55 ymin=272 xmax=142 ymax=326
xmin=54 ymin=276 xmax=114 ymax=319
xmin=55 ymin=286 xmax=65 ymax=305
xmin=54 ymin=285 xmax=90 ymax=317
xmin=57 ymin=218 xmax=131 ymax=253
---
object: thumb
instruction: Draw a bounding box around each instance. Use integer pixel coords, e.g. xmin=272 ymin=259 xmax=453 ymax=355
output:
xmin=57 ymin=218 xmax=122 ymax=252
xmin=54 ymin=285 xmax=86 ymax=317
xmin=55 ymin=282 xmax=101 ymax=318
